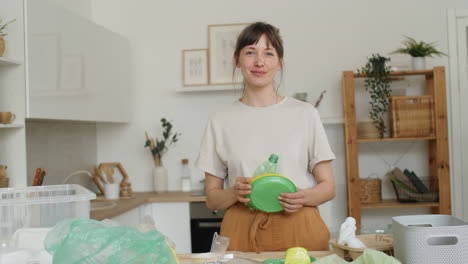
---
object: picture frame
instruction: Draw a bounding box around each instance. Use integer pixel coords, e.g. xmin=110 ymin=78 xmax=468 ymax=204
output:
xmin=183 ymin=49 xmax=208 ymax=86
xmin=208 ymin=23 xmax=250 ymax=85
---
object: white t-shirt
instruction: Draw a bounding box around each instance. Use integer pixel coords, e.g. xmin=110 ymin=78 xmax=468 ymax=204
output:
xmin=195 ymin=97 xmax=336 ymax=189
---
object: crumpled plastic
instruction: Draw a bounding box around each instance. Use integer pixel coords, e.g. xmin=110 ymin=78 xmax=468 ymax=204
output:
xmin=44 ymin=219 xmax=178 ymax=264
xmin=315 ymin=249 xmax=401 ymax=264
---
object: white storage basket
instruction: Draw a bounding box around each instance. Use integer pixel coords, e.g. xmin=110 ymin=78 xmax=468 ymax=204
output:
xmin=392 ymin=214 xmax=468 ymax=264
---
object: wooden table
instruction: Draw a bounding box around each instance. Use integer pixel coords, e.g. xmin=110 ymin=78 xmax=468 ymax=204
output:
xmin=178 ymin=251 xmax=333 ymax=263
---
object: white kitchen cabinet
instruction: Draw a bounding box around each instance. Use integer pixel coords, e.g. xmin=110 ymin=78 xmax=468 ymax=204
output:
xmin=25 ymin=0 xmax=130 ymax=122
xmin=142 ymin=203 xmax=192 ymax=253
xmin=109 ymin=206 xmax=142 ymax=227
xmin=109 ymin=203 xmax=192 ymax=254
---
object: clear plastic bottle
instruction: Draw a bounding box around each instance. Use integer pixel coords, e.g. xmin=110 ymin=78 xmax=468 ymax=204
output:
xmin=252 ymin=154 xmax=279 ymax=178
xmin=181 ymin=159 xmax=192 ymax=192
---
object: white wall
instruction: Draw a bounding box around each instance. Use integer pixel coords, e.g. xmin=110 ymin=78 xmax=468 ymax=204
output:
xmin=90 ymin=0 xmax=468 ymax=231
xmin=53 ymin=0 xmax=93 ymax=19
xmin=26 ymin=120 xmax=97 ymax=186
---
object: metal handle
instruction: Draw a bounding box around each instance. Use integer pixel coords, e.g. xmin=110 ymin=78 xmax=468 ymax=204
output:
xmin=198 ymin=222 xmax=222 ymax=228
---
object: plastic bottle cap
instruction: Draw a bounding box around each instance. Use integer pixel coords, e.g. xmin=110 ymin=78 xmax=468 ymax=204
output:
xmin=268 ymin=154 xmax=279 ymax=163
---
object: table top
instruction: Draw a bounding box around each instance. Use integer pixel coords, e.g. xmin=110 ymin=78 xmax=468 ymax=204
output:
xmin=177 ymin=251 xmax=334 ymax=263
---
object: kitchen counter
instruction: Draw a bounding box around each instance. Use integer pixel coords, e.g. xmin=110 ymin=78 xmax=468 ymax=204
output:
xmin=90 ymin=191 xmax=206 ymax=220
xmin=178 ymin=251 xmax=334 ymax=263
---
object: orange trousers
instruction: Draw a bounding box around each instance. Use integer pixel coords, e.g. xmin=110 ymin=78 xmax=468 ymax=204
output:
xmin=220 ymin=203 xmax=330 ymax=252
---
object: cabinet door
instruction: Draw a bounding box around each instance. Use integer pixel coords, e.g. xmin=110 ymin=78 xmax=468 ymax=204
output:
xmin=110 ymin=203 xmax=191 ymax=253
xmin=25 ymin=0 xmax=130 ymax=122
xmin=142 ymin=203 xmax=192 ymax=254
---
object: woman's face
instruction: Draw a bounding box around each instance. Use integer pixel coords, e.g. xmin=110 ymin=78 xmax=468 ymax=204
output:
xmin=236 ymin=34 xmax=282 ymax=90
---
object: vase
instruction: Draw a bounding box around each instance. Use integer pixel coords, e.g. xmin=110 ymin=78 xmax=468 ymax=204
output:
xmin=153 ymin=166 xmax=168 ymax=192
xmin=412 ymin=57 xmax=426 ymax=71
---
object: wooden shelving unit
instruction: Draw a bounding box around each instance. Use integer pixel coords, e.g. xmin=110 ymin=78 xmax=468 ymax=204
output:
xmin=342 ymin=66 xmax=451 ymax=228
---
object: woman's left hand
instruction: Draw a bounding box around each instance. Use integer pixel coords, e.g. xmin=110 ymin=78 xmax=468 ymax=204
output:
xmin=278 ymin=189 xmax=307 ymax=213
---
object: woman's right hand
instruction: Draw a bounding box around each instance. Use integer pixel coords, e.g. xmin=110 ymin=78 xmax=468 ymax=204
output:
xmin=232 ymin=177 xmax=252 ymax=203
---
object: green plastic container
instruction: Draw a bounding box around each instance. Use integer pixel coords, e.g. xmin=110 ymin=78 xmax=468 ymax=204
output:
xmin=246 ymin=173 xmax=297 ymax=213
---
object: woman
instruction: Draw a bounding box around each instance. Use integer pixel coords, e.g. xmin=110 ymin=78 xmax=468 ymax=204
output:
xmin=195 ymin=22 xmax=336 ymax=252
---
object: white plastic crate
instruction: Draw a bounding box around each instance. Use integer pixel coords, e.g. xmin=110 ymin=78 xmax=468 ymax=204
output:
xmin=392 ymin=214 xmax=468 ymax=264
xmin=0 ymin=184 xmax=96 ymax=247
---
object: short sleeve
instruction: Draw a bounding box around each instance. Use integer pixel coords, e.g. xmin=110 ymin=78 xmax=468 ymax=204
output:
xmin=194 ymin=116 xmax=227 ymax=179
xmin=308 ymin=108 xmax=336 ymax=172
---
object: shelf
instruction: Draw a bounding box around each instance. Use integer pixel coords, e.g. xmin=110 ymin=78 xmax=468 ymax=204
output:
xmin=0 ymin=124 xmax=24 ymax=128
xmin=342 ymin=66 xmax=450 ymax=228
xmin=0 ymin=57 xmax=22 ymax=66
xmin=354 ymin=69 xmax=433 ymax=78
xmin=361 ymin=199 xmax=440 ymax=209
xmin=176 ymin=84 xmax=241 ymax=92
xmin=357 ymin=136 xmax=436 ymax=142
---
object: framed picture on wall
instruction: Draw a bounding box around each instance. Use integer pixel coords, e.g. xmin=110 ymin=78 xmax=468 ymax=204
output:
xmin=208 ymin=23 xmax=249 ymax=85
xmin=183 ymin=49 xmax=208 ymax=86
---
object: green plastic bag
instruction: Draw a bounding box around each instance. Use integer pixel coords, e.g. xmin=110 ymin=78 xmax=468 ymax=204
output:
xmin=44 ymin=219 xmax=177 ymax=264
xmin=315 ymin=249 xmax=401 ymax=264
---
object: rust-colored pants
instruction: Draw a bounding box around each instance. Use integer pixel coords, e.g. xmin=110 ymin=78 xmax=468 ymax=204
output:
xmin=220 ymin=203 xmax=330 ymax=252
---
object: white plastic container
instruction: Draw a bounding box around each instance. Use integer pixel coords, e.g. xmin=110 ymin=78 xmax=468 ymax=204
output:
xmin=0 ymin=184 xmax=96 ymax=247
xmin=392 ymin=214 xmax=468 ymax=264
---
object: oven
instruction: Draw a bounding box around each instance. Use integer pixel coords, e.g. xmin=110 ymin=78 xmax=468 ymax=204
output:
xmin=190 ymin=202 xmax=225 ymax=253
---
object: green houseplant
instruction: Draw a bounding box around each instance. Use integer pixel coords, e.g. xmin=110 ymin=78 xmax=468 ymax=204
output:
xmin=145 ymin=118 xmax=181 ymax=167
xmin=357 ymin=54 xmax=393 ymax=138
xmin=0 ymin=17 xmax=16 ymax=57
xmin=145 ymin=118 xmax=181 ymax=192
xmin=391 ymin=36 xmax=447 ymax=70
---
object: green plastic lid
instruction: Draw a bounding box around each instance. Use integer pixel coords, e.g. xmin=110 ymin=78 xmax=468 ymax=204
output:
xmin=246 ymin=174 xmax=297 ymax=213
xmin=268 ymin=154 xmax=279 ymax=163
xmin=263 ymin=256 xmax=317 ymax=264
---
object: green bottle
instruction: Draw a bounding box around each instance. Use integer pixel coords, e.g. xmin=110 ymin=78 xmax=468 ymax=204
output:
xmin=252 ymin=154 xmax=279 ymax=178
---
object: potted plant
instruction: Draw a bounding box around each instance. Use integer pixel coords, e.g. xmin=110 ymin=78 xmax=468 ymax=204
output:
xmin=357 ymin=54 xmax=393 ymax=138
xmin=145 ymin=118 xmax=181 ymax=192
xmin=391 ymin=36 xmax=447 ymax=70
xmin=0 ymin=17 xmax=16 ymax=57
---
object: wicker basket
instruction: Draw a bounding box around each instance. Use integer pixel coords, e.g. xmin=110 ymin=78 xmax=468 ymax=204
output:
xmin=0 ymin=177 xmax=9 ymax=188
xmin=360 ymin=178 xmax=382 ymax=204
xmin=330 ymin=234 xmax=394 ymax=261
xmin=357 ymin=121 xmax=380 ymax=139
xmin=391 ymin=176 xmax=439 ymax=203
xmin=390 ymin=95 xmax=435 ymax=138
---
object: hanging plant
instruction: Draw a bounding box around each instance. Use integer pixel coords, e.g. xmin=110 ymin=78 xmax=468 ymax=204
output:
xmin=357 ymin=54 xmax=393 ymax=138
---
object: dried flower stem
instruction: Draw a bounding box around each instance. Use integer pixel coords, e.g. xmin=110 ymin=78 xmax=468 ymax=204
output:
xmin=145 ymin=131 xmax=160 ymax=167
xmin=314 ymin=90 xmax=327 ymax=108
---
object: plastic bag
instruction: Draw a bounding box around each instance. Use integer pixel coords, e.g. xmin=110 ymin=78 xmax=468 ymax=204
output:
xmin=44 ymin=219 xmax=178 ymax=264
xmin=315 ymin=249 xmax=401 ymax=264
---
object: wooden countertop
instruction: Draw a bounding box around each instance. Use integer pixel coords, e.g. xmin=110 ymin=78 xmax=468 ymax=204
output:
xmin=178 ymin=251 xmax=333 ymax=263
xmin=90 ymin=191 xmax=206 ymax=220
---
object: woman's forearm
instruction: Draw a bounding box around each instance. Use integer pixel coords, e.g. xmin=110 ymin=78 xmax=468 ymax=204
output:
xmin=302 ymin=180 xmax=336 ymax=207
xmin=205 ymin=187 xmax=238 ymax=210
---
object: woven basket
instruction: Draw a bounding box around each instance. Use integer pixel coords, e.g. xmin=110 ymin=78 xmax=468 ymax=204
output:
xmin=390 ymin=96 xmax=435 ymax=138
xmin=0 ymin=177 xmax=9 ymax=188
xmin=330 ymin=234 xmax=394 ymax=261
xmin=360 ymin=178 xmax=382 ymax=204
xmin=391 ymin=176 xmax=439 ymax=203
xmin=357 ymin=121 xmax=380 ymax=139
xmin=0 ymin=38 xmax=4 ymax=57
